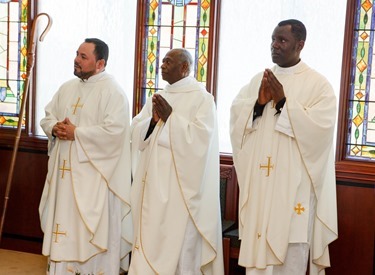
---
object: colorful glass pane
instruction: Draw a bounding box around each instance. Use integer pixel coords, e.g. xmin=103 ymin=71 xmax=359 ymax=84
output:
xmin=348 ymin=0 xmax=375 ymax=160
xmin=0 ymin=0 xmax=27 ymax=128
xmin=142 ymin=0 xmax=210 ymax=105
xmin=168 ymin=0 xmax=193 ymax=7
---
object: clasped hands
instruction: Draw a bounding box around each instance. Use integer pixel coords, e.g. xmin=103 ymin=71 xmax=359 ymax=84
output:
xmin=258 ymin=69 xmax=285 ymax=105
xmin=151 ymin=94 xmax=172 ymax=125
xmin=52 ymin=118 xmax=76 ymax=140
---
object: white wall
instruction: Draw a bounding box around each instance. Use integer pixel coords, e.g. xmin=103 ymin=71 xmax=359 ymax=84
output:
xmin=34 ymin=0 xmax=347 ymax=153
xmin=35 ymin=0 xmax=137 ymax=136
xmin=216 ymin=0 xmax=347 ymax=152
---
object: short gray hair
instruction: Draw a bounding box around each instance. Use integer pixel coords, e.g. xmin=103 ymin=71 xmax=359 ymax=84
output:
xmin=175 ymin=48 xmax=193 ymax=75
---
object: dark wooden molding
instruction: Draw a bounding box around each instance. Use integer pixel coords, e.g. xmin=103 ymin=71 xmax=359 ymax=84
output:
xmin=0 ymin=130 xmax=48 ymax=153
xmin=132 ymin=0 xmax=147 ymax=117
xmin=205 ymin=0 xmax=221 ymax=100
xmin=335 ymin=160 xmax=375 ymax=185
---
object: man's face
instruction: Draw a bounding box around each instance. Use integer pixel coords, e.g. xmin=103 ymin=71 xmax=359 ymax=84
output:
xmin=160 ymin=50 xmax=185 ymax=85
xmin=270 ymin=25 xmax=304 ymax=68
xmin=74 ymin=42 xmax=99 ymax=80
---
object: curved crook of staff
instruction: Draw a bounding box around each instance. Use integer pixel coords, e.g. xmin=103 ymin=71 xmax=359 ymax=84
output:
xmin=0 ymin=13 xmax=52 ymax=244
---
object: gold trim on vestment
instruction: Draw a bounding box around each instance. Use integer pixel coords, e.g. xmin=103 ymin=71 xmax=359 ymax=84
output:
xmin=59 ymin=159 xmax=71 ymax=179
xmin=139 ymin=119 xmax=163 ymax=275
xmin=294 ymin=203 xmax=305 ymax=215
xmin=72 ymin=97 xmax=83 ymax=115
xmin=240 ymin=105 xmax=254 ymax=150
xmin=169 ymin=114 xmax=215 ymax=275
xmin=259 ymin=156 xmax=274 ymax=177
xmin=52 ymin=223 xmax=67 ymax=243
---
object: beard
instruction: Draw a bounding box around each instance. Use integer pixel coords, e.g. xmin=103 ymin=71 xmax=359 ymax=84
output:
xmin=74 ymin=67 xmax=96 ymax=80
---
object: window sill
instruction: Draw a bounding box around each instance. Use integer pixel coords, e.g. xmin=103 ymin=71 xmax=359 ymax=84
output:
xmin=335 ymin=160 xmax=375 ymax=185
xmin=0 ymin=130 xmax=47 ymax=153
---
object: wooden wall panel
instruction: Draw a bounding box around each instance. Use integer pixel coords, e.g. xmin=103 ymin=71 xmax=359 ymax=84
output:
xmin=0 ymin=147 xmax=374 ymax=275
xmin=0 ymin=148 xmax=48 ymax=254
xmin=327 ymin=182 xmax=374 ymax=275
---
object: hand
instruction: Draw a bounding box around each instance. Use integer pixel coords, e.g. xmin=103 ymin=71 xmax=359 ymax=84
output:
xmin=62 ymin=118 xmax=76 ymax=140
xmin=152 ymin=94 xmax=172 ymax=122
xmin=264 ymin=69 xmax=285 ymax=104
xmin=257 ymin=70 xmax=272 ymax=105
xmin=151 ymin=103 xmax=160 ymax=126
xmin=52 ymin=121 xmax=66 ymax=139
xmin=52 ymin=118 xmax=76 ymax=140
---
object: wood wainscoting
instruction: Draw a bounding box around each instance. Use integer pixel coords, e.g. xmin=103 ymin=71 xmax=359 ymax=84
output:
xmin=0 ymin=148 xmax=374 ymax=274
xmin=0 ymin=146 xmax=47 ymax=254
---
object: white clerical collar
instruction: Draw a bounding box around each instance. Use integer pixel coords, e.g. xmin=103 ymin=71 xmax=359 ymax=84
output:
xmin=164 ymin=76 xmax=197 ymax=93
xmin=80 ymin=71 xmax=107 ymax=83
xmin=274 ymin=61 xmax=304 ymax=75
xmin=168 ymin=76 xmax=192 ymax=88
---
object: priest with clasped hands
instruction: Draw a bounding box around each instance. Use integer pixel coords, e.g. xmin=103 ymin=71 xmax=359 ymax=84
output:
xmin=230 ymin=19 xmax=338 ymax=275
xmin=39 ymin=38 xmax=132 ymax=275
xmin=129 ymin=48 xmax=224 ymax=275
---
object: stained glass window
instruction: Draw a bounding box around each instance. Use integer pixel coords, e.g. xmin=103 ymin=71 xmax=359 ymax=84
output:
xmin=168 ymin=0 xmax=193 ymax=6
xmin=0 ymin=0 xmax=28 ymax=128
xmin=141 ymin=0 xmax=211 ymax=106
xmin=347 ymin=0 xmax=375 ymax=161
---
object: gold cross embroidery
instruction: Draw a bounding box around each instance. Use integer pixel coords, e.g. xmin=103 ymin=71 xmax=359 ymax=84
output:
xmin=72 ymin=97 xmax=83 ymax=115
xmin=134 ymin=237 xmax=139 ymax=250
xmin=259 ymin=156 xmax=274 ymax=177
xmin=59 ymin=159 xmax=71 ymax=179
xmin=52 ymin=223 xmax=66 ymax=243
xmin=257 ymin=233 xmax=261 ymax=239
xmin=142 ymin=173 xmax=148 ymax=185
xmin=294 ymin=203 xmax=305 ymax=215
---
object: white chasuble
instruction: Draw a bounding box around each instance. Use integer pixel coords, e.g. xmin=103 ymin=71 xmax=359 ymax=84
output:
xmin=39 ymin=72 xmax=132 ymax=274
xmin=130 ymin=76 xmax=224 ymax=275
xmin=230 ymin=62 xmax=338 ymax=274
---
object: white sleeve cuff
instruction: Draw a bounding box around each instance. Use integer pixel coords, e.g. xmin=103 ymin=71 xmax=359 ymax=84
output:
xmin=157 ymin=120 xmax=170 ymax=149
xmin=275 ymin=108 xmax=294 ymax=137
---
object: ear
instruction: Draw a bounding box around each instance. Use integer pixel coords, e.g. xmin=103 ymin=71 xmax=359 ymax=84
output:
xmin=181 ymin=61 xmax=189 ymax=75
xmin=297 ymin=40 xmax=305 ymax=52
xmin=96 ymin=59 xmax=106 ymax=71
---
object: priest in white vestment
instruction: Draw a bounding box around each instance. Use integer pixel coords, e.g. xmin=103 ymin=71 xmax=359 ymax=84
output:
xmin=129 ymin=48 xmax=224 ymax=275
xmin=230 ymin=20 xmax=338 ymax=275
xmin=39 ymin=38 xmax=132 ymax=274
